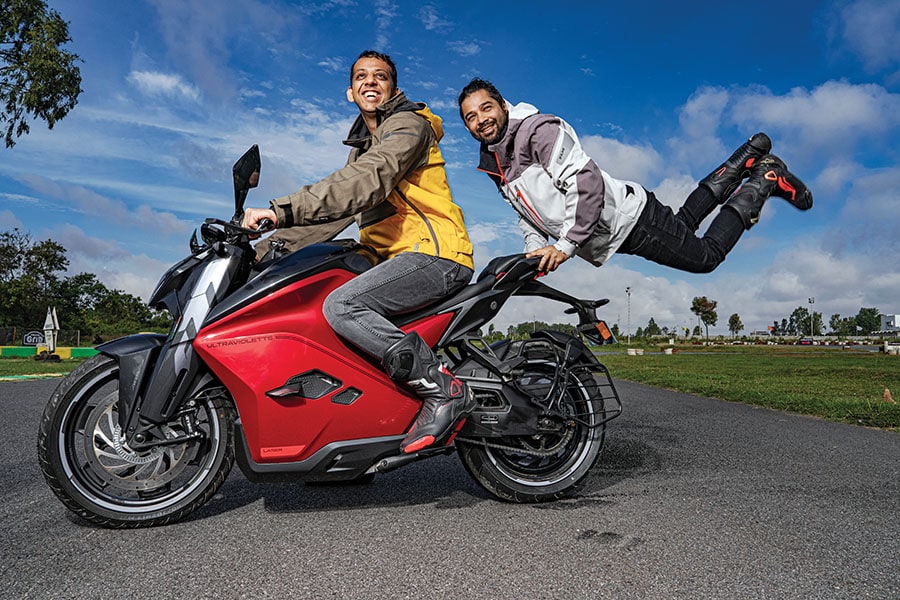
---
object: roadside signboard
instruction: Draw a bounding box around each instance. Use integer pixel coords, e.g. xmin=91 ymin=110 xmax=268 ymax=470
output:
xmin=23 ymin=331 xmax=45 ymax=346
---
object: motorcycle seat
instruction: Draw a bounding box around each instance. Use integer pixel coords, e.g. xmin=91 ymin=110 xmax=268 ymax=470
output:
xmin=392 ymin=254 xmax=527 ymax=327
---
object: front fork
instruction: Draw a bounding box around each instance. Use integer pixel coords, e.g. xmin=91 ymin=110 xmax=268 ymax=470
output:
xmin=97 ymin=334 xmax=213 ymax=450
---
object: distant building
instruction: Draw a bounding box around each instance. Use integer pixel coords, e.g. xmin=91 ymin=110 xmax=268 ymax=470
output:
xmin=750 ymin=330 xmax=772 ymax=337
xmin=879 ymin=314 xmax=900 ymax=335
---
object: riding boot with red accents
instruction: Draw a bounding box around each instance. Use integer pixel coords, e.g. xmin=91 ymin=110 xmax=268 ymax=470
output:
xmin=699 ymin=132 xmax=772 ymax=202
xmin=724 ymin=154 xmax=813 ymax=229
xmin=383 ymin=332 xmax=476 ymax=454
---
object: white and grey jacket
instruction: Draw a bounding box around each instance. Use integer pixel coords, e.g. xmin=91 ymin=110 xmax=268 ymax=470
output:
xmin=477 ymin=101 xmax=647 ymax=266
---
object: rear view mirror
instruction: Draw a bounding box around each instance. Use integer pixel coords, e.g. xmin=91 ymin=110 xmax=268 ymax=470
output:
xmin=232 ymin=145 xmax=261 ymax=221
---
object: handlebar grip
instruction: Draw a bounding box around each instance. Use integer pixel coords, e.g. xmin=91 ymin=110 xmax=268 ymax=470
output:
xmin=257 ymin=218 xmax=275 ymax=233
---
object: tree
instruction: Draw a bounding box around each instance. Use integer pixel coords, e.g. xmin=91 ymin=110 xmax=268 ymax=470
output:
xmin=644 ymin=317 xmax=661 ymax=337
xmin=855 ymin=307 xmax=880 ymax=335
xmin=829 ymin=313 xmax=858 ymax=337
xmin=0 ymin=227 xmax=67 ymax=326
xmin=0 ymin=227 xmax=29 ymax=281
xmin=790 ymin=306 xmax=810 ymax=336
xmin=1 ymin=0 xmax=82 ymax=147
xmin=690 ymin=296 xmax=718 ymax=340
xmin=728 ymin=313 xmax=743 ymax=338
xmin=57 ymin=272 xmax=107 ymax=331
xmin=790 ymin=306 xmax=824 ymax=336
xmin=0 ymin=228 xmax=171 ymax=337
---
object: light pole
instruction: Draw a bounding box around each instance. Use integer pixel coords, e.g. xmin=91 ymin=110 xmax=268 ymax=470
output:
xmin=808 ymin=297 xmax=815 ymax=337
xmin=625 ymin=287 xmax=632 ymax=345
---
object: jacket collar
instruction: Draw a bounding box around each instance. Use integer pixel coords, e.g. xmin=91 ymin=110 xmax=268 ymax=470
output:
xmin=344 ymin=91 xmax=420 ymax=149
xmin=477 ymin=100 xmax=541 ymax=172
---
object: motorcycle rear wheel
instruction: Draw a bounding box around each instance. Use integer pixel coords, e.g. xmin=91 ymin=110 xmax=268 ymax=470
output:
xmin=37 ymin=354 xmax=235 ymax=528
xmin=457 ymin=363 xmax=605 ymax=502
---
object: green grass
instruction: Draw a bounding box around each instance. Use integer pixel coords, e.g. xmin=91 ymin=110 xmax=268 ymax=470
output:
xmin=599 ymin=345 xmax=900 ymax=430
xmin=0 ymin=357 xmax=88 ymax=378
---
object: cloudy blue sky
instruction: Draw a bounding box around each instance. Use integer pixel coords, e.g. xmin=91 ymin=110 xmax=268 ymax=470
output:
xmin=2 ymin=0 xmax=899 ymax=335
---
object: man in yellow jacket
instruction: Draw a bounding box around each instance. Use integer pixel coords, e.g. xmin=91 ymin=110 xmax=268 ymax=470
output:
xmin=242 ymin=51 xmax=475 ymax=454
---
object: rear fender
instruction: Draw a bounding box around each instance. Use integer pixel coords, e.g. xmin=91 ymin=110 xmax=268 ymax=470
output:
xmin=530 ymin=329 xmax=599 ymax=365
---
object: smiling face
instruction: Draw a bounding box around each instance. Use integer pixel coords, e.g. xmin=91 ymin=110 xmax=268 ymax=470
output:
xmin=347 ymin=56 xmax=397 ymax=130
xmin=460 ymin=89 xmax=509 ymax=146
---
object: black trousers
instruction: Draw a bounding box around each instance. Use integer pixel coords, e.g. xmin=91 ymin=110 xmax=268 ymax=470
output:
xmin=617 ymin=187 xmax=744 ymax=274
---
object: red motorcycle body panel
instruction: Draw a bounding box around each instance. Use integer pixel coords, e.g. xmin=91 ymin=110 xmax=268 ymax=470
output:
xmin=194 ymin=268 xmax=454 ymax=464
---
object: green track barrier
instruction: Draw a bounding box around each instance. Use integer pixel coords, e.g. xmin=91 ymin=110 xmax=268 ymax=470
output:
xmin=0 ymin=347 xmax=99 ymax=358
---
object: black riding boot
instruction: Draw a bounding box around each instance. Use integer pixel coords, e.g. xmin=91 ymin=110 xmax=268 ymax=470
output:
xmin=724 ymin=154 xmax=813 ymax=229
xmin=383 ymin=332 xmax=476 ymax=454
xmin=699 ymin=132 xmax=772 ymax=202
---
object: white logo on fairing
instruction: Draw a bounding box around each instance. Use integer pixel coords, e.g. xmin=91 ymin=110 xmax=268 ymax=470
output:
xmin=172 ymin=258 xmax=232 ymax=372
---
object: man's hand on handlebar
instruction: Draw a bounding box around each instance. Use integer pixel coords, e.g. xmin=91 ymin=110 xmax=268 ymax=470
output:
xmin=241 ymin=208 xmax=278 ymax=238
xmin=526 ymin=245 xmax=569 ymax=273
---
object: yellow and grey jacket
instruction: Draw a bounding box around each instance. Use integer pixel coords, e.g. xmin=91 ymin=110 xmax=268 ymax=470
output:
xmin=260 ymin=92 xmax=473 ymax=270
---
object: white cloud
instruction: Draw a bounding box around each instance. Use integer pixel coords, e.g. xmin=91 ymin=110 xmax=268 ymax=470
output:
xmin=580 ymin=135 xmax=663 ymax=184
xmin=0 ymin=209 xmax=23 ymax=230
xmin=374 ymin=0 xmax=398 ymax=48
xmin=678 ymin=86 xmax=730 ymax=140
xmin=145 ymin=0 xmax=305 ymax=103
xmin=418 ymin=5 xmax=452 ymax=32
xmin=837 ymin=0 xmax=900 ymax=72
xmin=127 ymin=70 xmax=201 ymax=102
xmin=652 ymin=175 xmax=700 ymax=212
xmin=13 ymin=174 xmax=193 ymax=235
xmin=41 ymin=224 xmax=171 ymax=300
xmin=318 ymin=56 xmax=346 ymax=73
xmin=824 ymin=166 xmax=900 ymax=257
xmin=448 ymin=40 xmax=482 ymax=57
xmin=729 ymin=80 xmax=900 ymax=157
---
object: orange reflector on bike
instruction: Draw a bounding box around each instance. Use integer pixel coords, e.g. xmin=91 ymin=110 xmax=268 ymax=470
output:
xmin=596 ymin=321 xmax=613 ymax=341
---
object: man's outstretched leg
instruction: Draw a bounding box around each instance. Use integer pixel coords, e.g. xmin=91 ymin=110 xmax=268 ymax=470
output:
xmin=623 ymin=151 xmax=813 ymax=273
xmin=383 ymin=331 xmax=476 ymax=454
xmin=700 ymin=132 xmax=773 ymax=202
xmin=724 ymin=154 xmax=813 ymax=228
xmin=677 ymin=133 xmax=773 ymax=231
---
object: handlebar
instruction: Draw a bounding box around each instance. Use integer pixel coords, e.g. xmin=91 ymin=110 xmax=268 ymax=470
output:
xmin=203 ymin=217 xmax=275 ymax=237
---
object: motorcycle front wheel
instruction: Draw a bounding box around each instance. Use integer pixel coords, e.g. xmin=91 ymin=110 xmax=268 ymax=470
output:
xmin=37 ymin=354 xmax=235 ymax=528
xmin=457 ymin=363 xmax=605 ymax=503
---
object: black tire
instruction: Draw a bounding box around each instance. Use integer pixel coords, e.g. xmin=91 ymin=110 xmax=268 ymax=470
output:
xmin=37 ymin=354 xmax=235 ymax=528
xmin=457 ymin=362 xmax=605 ymax=502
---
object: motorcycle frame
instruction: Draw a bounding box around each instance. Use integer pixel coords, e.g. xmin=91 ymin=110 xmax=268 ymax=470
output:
xmin=98 ymin=241 xmax=620 ymax=483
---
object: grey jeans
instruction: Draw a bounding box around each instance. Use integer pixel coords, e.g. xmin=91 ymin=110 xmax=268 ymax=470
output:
xmin=323 ymin=252 xmax=474 ymax=359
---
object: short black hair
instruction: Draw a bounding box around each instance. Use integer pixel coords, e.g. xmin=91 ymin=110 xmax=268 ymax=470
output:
xmin=352 ymin=50 xmax=398 ymax=89
xmin=458 ymin=78 xmax=504 ymax=119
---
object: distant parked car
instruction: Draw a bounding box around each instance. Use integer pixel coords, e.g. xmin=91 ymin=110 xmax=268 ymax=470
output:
xmin=798 ymin=337 xmax=814 ymax=345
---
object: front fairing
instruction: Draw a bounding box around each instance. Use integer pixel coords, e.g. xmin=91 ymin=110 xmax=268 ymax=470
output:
xmin=148 ymin=248 xmax=212 ymax=314
xmin=148 ymin=242 xmax=253 ymax=324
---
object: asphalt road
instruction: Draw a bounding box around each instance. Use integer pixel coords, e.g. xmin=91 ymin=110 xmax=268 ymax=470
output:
xmin=3 ymin=377 xmax=898 ymax=599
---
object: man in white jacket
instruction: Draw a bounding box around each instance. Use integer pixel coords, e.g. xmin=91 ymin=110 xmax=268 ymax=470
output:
xmin=458 ymin=78 xmax=812 ymax=274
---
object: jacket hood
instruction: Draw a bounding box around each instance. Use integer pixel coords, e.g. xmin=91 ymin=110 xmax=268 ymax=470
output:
xmin=506 ymin=100 xmax=539 ymax=121
xmin=497 ymin=100 xmax=539 ymax=147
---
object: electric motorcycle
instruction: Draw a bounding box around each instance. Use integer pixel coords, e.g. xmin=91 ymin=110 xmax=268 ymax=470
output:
xmin=37 ymin=145 xmax=622 ymax=528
